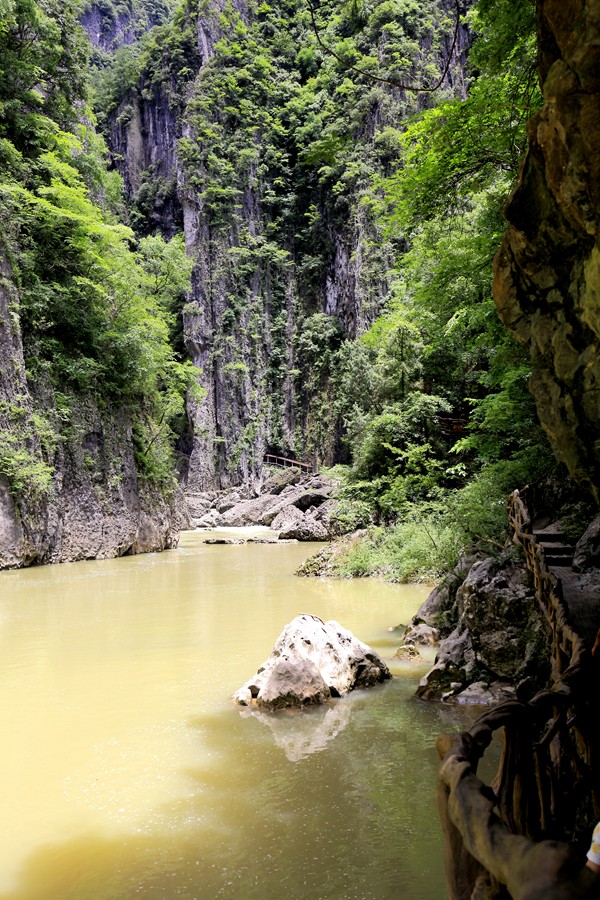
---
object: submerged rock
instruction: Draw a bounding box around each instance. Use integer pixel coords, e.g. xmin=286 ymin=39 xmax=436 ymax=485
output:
xmin=393 ymin=644 xmax=420 ymax=660
xmin=233 ymin=614 xmax=391 ymax=710
xmin=393 ymin=622 xmax=440 ymax=662
xmin=402 ymin=622 xmax=440 ymax=646
xmin=203 ymin=537 xmax=245 ymax=545
xmin=452 ymin=680 xmax=516 ymax=706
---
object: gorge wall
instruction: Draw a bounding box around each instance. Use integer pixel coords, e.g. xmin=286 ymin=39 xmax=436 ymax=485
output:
xmin=99 ymin=0 xmax=470 ymax=492
xmin=81 ymin=0 xmax=177 ymax=54
xmin=0 ymin=0 xmax=470 ymax=569
xmin=494 ymin=0 xmax=600 ymax=507
xmin=0 ymin=247 xmax=178 ymax=569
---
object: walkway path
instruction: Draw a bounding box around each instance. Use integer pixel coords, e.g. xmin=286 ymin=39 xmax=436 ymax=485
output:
xmin=263 ymin=453 xmax=314 ymax=473
xmin=532 ymin=520 xmax=600 ymax=647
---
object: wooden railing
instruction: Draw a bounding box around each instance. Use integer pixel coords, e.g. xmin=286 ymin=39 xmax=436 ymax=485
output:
xmin=437 ymin=489 xmax=600 ymax=899
xmin=508 ymin=489 xmax=585 ymax=682
xmin=263 ymin=453 xmax=314 ymax=473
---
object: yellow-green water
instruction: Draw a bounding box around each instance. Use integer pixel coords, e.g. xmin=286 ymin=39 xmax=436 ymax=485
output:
xmin=0 ymin=530 xmax=471 ymax=899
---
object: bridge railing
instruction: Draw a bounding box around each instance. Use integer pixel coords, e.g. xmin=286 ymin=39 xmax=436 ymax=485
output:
xmin=263 ymin=453 xmax=314 ymax=473
xmin=437 ymin=489 xmax=599 ymax=899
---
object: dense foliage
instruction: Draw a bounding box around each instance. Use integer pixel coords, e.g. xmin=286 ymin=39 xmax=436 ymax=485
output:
xmin=169 ymin=0 xmax=467 ymax=469
xmin=322 ymin=0 xmax=556 ymax=578
xmin=0 ymin=0 xmax=556 ymax=575
xmin=0 ymin=0 xmax=199 ymax=498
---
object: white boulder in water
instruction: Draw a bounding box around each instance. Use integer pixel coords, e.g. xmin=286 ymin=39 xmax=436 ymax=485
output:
xmin=233 ymin=614 xmax=391 ymax=709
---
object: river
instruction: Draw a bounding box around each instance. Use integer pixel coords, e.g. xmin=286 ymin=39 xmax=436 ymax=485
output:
xmin=0 ymin=529 xmax=475 ymax=899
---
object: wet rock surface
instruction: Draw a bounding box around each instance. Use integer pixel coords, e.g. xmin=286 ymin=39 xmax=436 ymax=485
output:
xmin=453 ymin=680 xmax=516 ymax=706
xmin=233 ymin=614 xmax=391 ymax=710
xmin=402 ymin=622 xmax=440 ymax=647
xmin=573 ymin=516 xmax=600 ymax=572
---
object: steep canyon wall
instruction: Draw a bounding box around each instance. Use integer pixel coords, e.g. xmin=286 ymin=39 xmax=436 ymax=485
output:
xmin=101 ymin=0 xmax=470 ymax=492
xmin=0 ymin=247 xmax=178 ymax=569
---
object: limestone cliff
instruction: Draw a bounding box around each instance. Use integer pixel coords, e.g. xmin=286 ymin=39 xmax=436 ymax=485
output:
xmin=0 ymin=248 xmax=178 ymax=569
xmin=81 ymin=0 xmax=175 ymax=54
xmin=96 ymin=0 xmax=470 ymax=493
xmin=494 ymin=0 xmax=600 ymax=506
xmin=110 ymin=87 xmax=182 ymax=236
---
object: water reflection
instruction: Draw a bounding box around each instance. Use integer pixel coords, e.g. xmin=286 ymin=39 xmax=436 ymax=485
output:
xmin=1 ymin=677 xmax=476 ymax=900
xmin=239 ymin=697 xmax=354 ymax=762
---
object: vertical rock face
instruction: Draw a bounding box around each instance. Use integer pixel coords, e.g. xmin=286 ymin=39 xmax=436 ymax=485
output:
xmin=494 ymin=0 xmax=600 ymax=506
xmin=81 ymin=6 xmax=138 ymax=52
xmin=0 ymin=249 xmax=178 ymax=570
xmin=95 ymin=0 xmax=470 ymax=493
xmin=81 ymin=0 xmax=176 ymax=53
xmin=0 ymin=249 xmax=28 ymax=408
xmin=179 ymin=1 xmax=469 ymax=491
xmin=0 ymin=250 xmax=30 ymax=566
xmin=110 ymin=89 xmax=182 ymax=236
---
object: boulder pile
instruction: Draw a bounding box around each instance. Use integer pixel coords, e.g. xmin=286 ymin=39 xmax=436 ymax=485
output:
xmin=187 ymin=470 xmax=337 ymax=541
xmin=401 ymin=556 xmax=551 ymax=705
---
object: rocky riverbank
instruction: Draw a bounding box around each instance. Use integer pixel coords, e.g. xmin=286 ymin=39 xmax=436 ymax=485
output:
xmin=186 ymin=469 xmax=342 ymax=541
xmin=393 ymin=513 xmax=600 ymax=706
xmin=404 ymin=554 xmax=551 ymax=705
xmin=0 ymin=395 xmax=179 ymax=570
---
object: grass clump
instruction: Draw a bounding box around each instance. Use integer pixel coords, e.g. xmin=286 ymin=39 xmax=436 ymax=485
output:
xmin=331 ymin=512 xmax=464 ymax=582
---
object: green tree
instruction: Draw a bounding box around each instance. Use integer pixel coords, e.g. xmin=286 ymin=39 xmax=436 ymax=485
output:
xmin=0 ymin=0 xmax=200 ymax=497
xmin=0 ymin=0 xmax=88 ymax=149
xmin=328 ymin=0 xmax=553 ymax=567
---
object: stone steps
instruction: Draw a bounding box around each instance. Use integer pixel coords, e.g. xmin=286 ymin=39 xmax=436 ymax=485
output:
xmin=544 ymin=546 xmax=573 ymax=569
xmin=533 ymin=530 xmax=575 ymax=568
